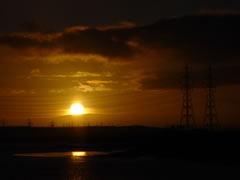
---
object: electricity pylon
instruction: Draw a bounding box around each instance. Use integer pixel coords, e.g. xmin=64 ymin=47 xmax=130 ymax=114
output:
xmin=180 ymin=65 xmax=195 ymax=129
xmin=204 ymin=66 xmax=218 ymax=130
xmin=27 ymin=119 xmax=32 ymax=128
xmin=50 ymin=120 xmax=55 ymax=128
xmin=1 ymin=119 xmax=6 ymax=127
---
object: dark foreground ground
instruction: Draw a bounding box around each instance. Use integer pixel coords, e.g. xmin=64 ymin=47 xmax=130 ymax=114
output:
xmin=0 ymin=126 xmax=240 ymax=179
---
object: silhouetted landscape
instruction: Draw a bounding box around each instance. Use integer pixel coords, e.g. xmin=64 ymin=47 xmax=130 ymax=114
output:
xmin=0 ymin=126 xmax=240 ymax=179
xmin=1 ymin=0 xmax=240 ymax=179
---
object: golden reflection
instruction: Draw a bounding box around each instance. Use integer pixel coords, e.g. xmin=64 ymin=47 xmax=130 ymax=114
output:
xmin=72 ymin=151 xmax=87 ymax=157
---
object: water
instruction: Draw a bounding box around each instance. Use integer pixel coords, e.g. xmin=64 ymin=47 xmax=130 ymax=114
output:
xmin=14 ymin=151 xmax=108 ymax=157
xmin=0 ymin=151 xmax=240 ymax=180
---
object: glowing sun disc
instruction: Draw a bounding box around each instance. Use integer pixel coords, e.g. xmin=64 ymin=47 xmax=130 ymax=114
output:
xmin=70 ymin=103 xmax=84 ymax=115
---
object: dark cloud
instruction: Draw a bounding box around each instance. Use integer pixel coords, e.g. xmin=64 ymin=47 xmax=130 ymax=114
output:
xmin=0 ymin=27 xmax=137 ymax=59
xmin=137 ymin=14 xmax=240 ymax=62
xmin=1 ymin=13 xmax=240 ymax=61
xmin=55 ymin=28 xmax=136 ymax=58
xmin=137 ymin=14 xmax=240 ymax=89
xmin=1 ymin=13 xmax=240 ymax=89
xmin=0 ymin=34 xmax=48 ymax=49
xmin=140 ymin=66 xmax=240 ymax=89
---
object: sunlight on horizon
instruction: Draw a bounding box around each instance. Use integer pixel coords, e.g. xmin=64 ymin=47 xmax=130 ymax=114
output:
xmin=70 ymin=103 xmax=85 ymax=115
xmin=72 ymin=151 xmax=87 ymax=157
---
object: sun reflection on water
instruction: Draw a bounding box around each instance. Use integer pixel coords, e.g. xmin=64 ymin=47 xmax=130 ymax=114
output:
xmin=72 ymin=151 xmax=87 ymax=157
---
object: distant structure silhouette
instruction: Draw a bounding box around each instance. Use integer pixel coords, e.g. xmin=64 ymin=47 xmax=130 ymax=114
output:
xmin=27 ymin=119 xmax=32 ymax=128
xmin=1 ymin=118 xmax=6 ymax=127
xmin=50 ymin=120 xmax=55 ymax=128
xmin=180 ymin=65 xmax=195 ymax=128
xmin=204 ymin=66 xmax=218 ymax=130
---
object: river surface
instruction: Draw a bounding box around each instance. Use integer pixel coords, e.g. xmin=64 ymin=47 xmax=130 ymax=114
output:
xmin=0 ymin=151 xmax=239 ymax=180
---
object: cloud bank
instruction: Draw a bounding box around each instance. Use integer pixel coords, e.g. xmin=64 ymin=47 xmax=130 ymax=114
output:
xmin=0 ymin=13 xmax=240 ymax=89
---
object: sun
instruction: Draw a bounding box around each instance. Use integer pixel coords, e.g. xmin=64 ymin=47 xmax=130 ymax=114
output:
xmin=70 ymin=103 xmax=85 ymax=115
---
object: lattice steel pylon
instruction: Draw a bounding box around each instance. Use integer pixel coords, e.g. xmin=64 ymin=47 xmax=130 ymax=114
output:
xmin=27 ymin=119 xmax=32 ymax=128
xmin=180 ymin=65 xmax=195 ymax=129
xmin=204 ymin=66 xmax=218 ymax=130
xmin=50 ymin=120 xmax=55 ymax=128
xmin=1 ymin=118 xmax=6 ymax=127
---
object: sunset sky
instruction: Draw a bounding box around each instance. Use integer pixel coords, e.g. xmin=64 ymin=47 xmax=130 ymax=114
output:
xmin=0 ymin=1 xmax=240 ymax=127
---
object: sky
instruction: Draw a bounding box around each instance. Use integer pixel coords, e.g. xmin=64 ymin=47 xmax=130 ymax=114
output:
xmin=0 ymin=1 xmax=240 ymax=127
